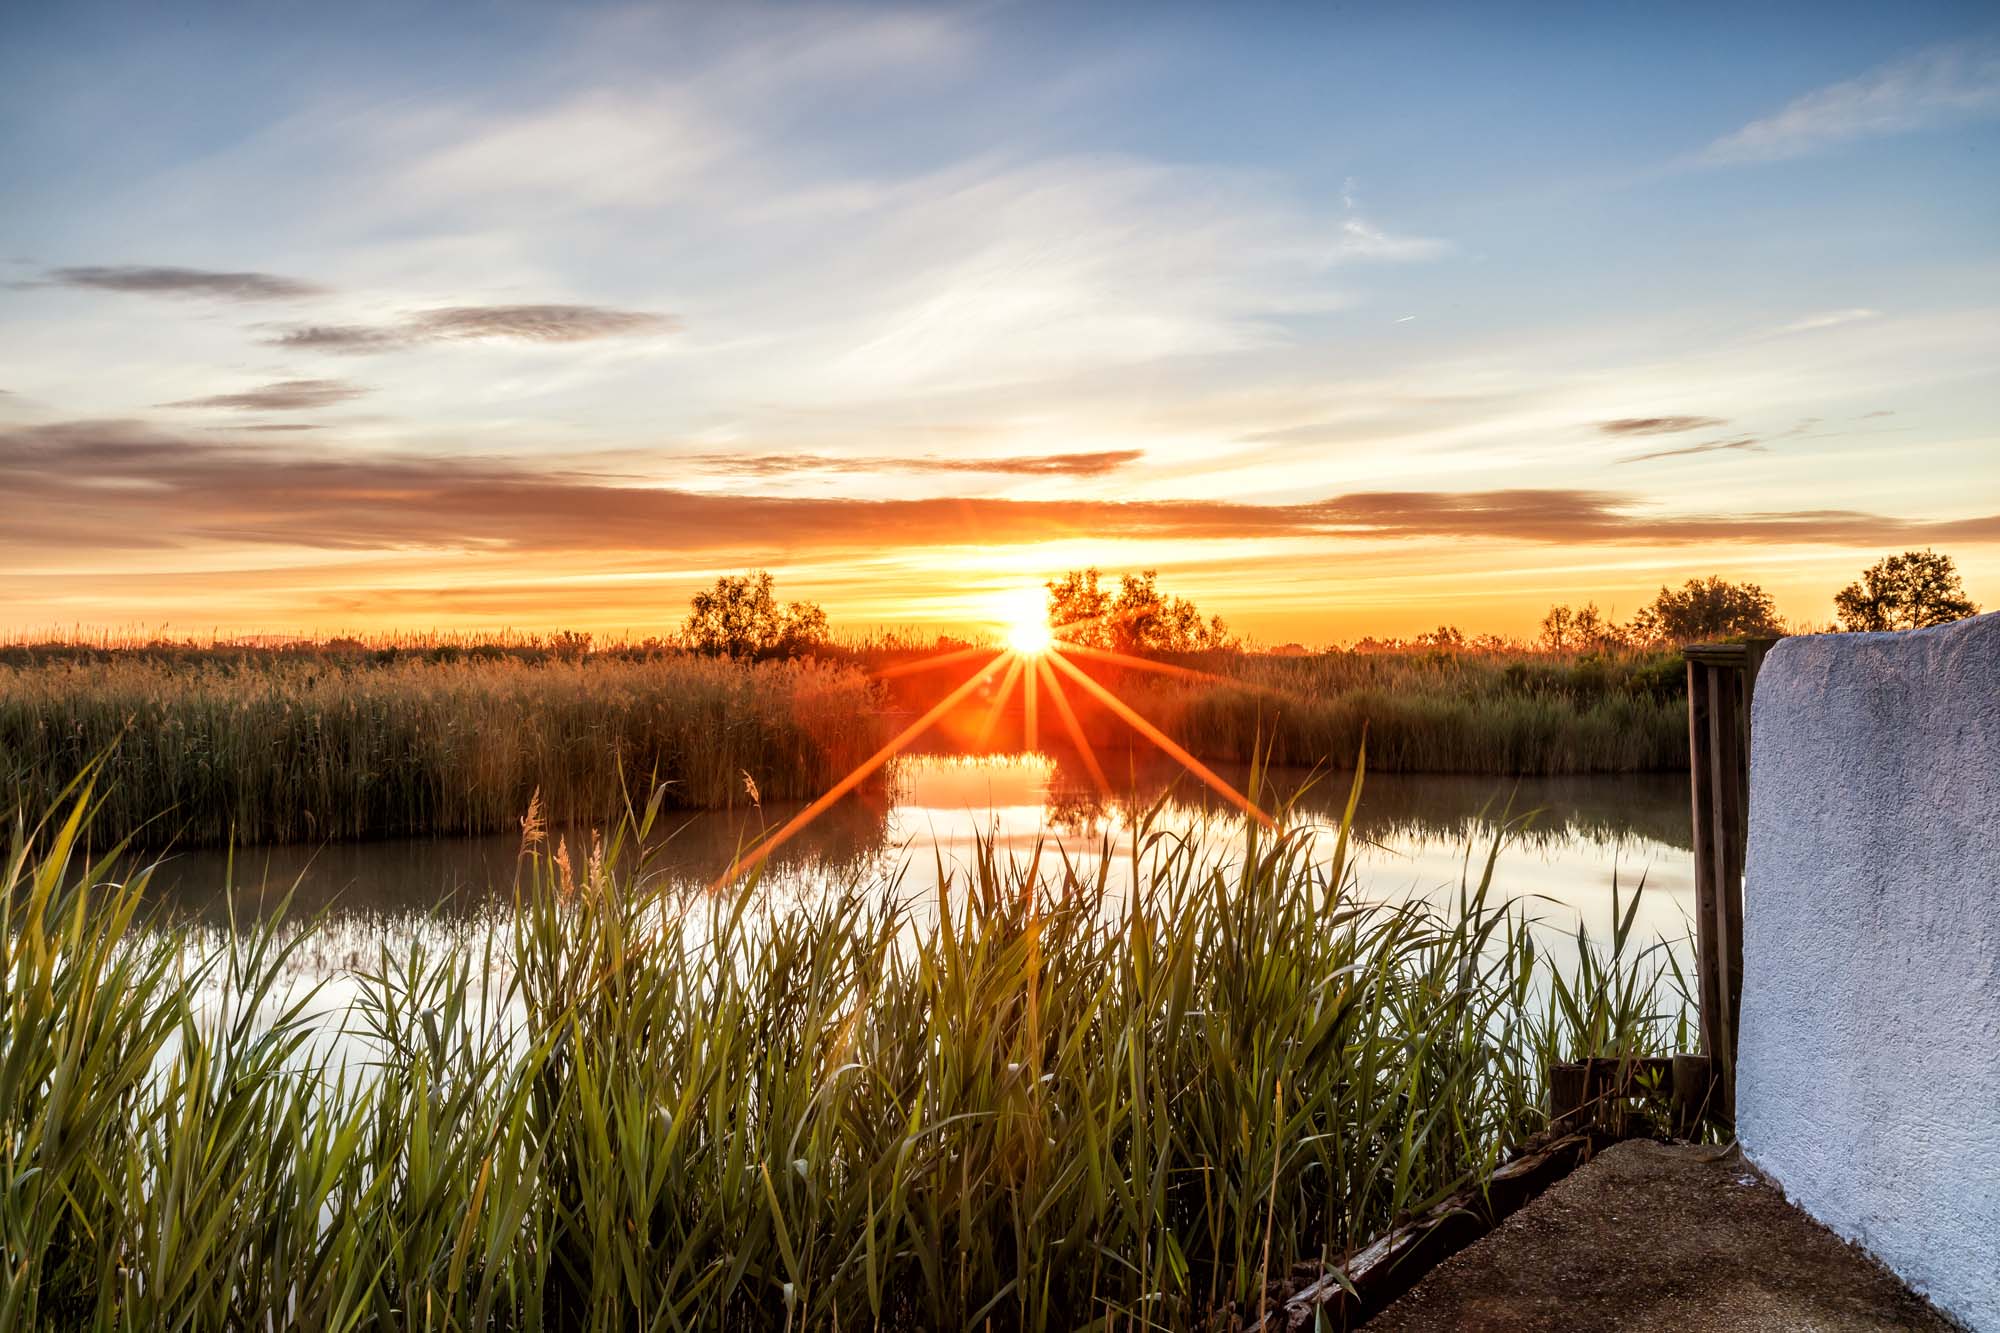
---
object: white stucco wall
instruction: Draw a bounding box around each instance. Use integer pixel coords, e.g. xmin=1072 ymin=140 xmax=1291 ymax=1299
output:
xmin=1738 ymin=610 xmax=2000 ymax=1332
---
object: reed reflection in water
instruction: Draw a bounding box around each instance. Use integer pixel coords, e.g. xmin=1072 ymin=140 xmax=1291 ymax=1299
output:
xmin=145 ymin=753 xmax=1694 ymax=1020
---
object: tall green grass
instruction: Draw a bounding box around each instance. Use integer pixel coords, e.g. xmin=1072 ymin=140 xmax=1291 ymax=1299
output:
xmin=0 ymin=655 xmax=885 ymax=848
xmin=2 ymin=772 xmax=1684 ymax=1330
xmin=1117 ymin=648 xmax=1687 ymax=774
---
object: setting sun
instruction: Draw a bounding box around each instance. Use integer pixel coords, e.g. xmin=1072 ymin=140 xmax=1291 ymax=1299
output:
xmin=1007 ymin=614 xmax=1054 ymax=656
xmin=998 ymin=589 xmax=1054 ymax=655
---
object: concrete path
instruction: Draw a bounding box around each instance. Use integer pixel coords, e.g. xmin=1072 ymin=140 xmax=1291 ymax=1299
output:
xmin=1365 ymin=1140 xmax=1959 ymax=1332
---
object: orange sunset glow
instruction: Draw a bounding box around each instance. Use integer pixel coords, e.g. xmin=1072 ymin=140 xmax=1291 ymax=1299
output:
xmin=5 ymin=7 xmax=1998 ymax=1327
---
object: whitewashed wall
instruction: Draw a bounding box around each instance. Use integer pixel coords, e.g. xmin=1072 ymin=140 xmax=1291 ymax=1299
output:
xmin=1738 ymin=611 xmax=2000 ymax=1332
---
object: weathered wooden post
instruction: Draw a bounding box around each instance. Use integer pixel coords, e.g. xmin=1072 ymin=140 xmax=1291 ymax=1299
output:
xmin=1684 ymin=638 xmax=1777 ymax=1124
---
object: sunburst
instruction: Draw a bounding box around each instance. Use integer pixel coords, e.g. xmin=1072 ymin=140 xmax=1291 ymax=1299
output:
xmin=711 ymin=590 xmax=1278 ymax=889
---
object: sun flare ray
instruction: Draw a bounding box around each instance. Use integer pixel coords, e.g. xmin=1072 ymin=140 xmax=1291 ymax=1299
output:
xmin=1046 ymin=646 xmax=1276 ymax=830
xmin=1055 ymin=642 xmax=1230 ymax=686
xmin=975 ymin=652 xmax=1026 ymax=748
xmin=1023 ymin=658 xmax=1039 ymax=753
xmin=712 ymin=650 xmax=1009 ymax=889
xmin=1054 ymin=643 xmax=1304 ymax=710
xmin=1035 ymin=654 xmax=1110 ymax=796
xmin=871 ymin=643 xmax=999 ymax=681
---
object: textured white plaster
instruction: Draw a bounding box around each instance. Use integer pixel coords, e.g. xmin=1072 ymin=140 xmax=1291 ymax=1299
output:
xmin=1738 ymin=611 xmax=2000 ymax=1332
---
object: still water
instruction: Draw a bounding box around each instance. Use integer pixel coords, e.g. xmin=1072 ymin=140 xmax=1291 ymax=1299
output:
xmin=147 ymin=753 xmax=1696 ymax=996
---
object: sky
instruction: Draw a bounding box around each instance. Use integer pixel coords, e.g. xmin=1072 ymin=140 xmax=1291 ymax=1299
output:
xmin=2 ymin=1 xmax=1997 ymax=645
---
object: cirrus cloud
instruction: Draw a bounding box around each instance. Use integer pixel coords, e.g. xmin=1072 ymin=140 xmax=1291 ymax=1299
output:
xmin=1703 ymin=40 xmax=2000 ymax=164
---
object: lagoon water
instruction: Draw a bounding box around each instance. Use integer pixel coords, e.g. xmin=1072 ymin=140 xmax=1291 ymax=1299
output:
xmin=147 ymin=754 xmax=1697 ymax=1006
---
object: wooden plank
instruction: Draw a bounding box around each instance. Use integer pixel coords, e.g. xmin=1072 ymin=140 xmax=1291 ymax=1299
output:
xmin=1551 ymin=1057 xmax=1694 ymax=1134
xmin=1257 ymin=1132 xmax=1602 ymax=1331
xmin=1683 ymin=642 xmax=1749 ymax=666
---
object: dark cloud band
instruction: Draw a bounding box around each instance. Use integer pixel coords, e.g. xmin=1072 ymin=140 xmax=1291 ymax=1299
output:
xmin=1599 ymin=416 xmax=1728 ymax=436
xmin=266 ymin=325 xmax=411 ymax=352
xmin=266 ymin=304 xmax=675 ymax=353
xmin=43 ymin=265 xmax=323 ymax=301
xmin=163 ymin=380 xmax=366 ymax=412
xmin=686 ymin=449 xmax=1145 ymax=478
xmin=2 ymin=420 xmax=1994 ymax=558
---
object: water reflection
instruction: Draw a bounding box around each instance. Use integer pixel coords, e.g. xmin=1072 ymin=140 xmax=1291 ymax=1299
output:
xmin=869 ymin=754 xmax=1695 ymax=961
xmin=132 ymin=753 xmax=1696 ymax=1073
xmin=147 ymin=752 xmax=1692 ymax=955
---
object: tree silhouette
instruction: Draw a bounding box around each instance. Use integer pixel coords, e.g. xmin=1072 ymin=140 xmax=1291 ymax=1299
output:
xmin=1046 ymin=568 xmax=1231 ymax=653
xmin=1834 ymin=550 xmax=1978 ymax=631
xmin=1629 ymin=577 xmax=1780 ymax=644
xmin=682 ymin=571 xmax=829 ymax=657
xmin=1540 ymin=603 xmax=1621 ymax=652
xmin=1044 ymin=568 xmax=1112 ymax=645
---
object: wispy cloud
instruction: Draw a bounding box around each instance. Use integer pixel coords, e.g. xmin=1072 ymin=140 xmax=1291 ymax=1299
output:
xmin=1618 ymin=435 xmax=1763 ymax=465
xmin=1616 ymin=413 xmax=1832 ymax=464
xmin=40 ymin=265 xmax=324 ymax=300
xmin=1598 ymin=416 xmax=1727 ymax=436
xmin=1331 ymin=217 xmax=1450 ymax=262
xmin=266 ymin=304 xmax=675 ymax=353
xmin=685 ymin=449 xmax=1144 ymax=478
xmin=1333 ymin=177 xmax=1449 ymax=262
xmin=1703 ymin=41 xmax=2000 ymax=164
xmin=37 ymin=16 xmax=1446 ymax=419
xmin=1774 ymin=308 xmax=1879 ymax=335
xmin=162 ymin=380 xmax=366 ymax=411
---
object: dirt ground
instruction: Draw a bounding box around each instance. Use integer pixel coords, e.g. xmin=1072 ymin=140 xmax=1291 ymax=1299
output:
xmin=1364 ymin=1139 xmax=1960 ymax=1332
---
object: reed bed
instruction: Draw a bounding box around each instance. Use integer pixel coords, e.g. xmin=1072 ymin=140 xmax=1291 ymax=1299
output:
xmin=2 ymin=773 xmax=1686 ymax=1331
xmin=1120 ymin=649 xmax=1687 ymax=774
xmin=0 ymin=641 xmax=1686 ymax=854
xmin=0 ymin=655 xmax=885 ymax=848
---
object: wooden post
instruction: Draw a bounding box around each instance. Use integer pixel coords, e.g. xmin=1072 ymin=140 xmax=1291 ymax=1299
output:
xmin=1683 ymin=639 xmax=1776 ymax=1125
xmin=1671 ymin=1053 xmax=1715 ymax=1137
xmin=1549 ymin=1062 xmax=1588 ymax=1130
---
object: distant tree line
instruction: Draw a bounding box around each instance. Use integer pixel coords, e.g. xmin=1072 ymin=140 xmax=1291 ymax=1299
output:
xmin=1538 ymin=575 xmax=1783 ymax=652
xmin=1525 ymin=549 xmax=1979 ymax=653
xmin=669 ymin=550 xmax=1980 ymax=664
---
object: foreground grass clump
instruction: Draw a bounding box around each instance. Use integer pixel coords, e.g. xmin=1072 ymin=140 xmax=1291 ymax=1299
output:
xmin=0 ymin=654 xmax=885 ymax=847
xmin=2 ymin=776 xmax=1683 ymax=1330
xmin=1119 ymin=649 xmax=1688 ymax=774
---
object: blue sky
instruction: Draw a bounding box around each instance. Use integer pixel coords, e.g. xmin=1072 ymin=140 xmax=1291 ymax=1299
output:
xmin=2 ymin=1 xmax=1996 ymax=640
